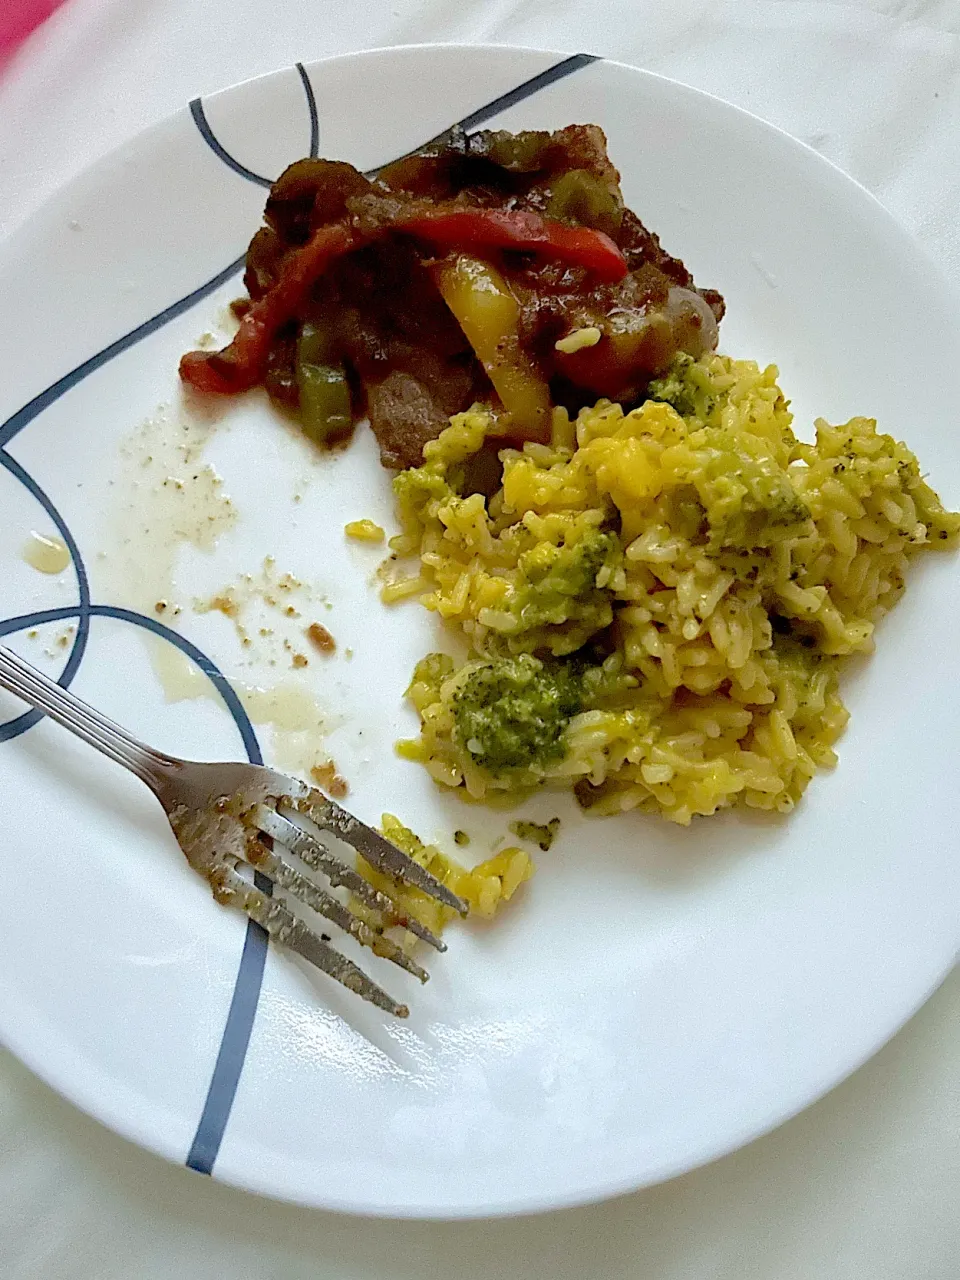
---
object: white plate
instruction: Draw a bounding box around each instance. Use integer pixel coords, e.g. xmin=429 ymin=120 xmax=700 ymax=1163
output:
xmin=1 ymin=43 xmax=959 ymax=1218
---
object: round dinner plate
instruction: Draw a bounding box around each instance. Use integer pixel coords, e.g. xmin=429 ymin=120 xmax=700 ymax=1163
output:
xmin=1 ymin=44 xmax=958 ymax=1218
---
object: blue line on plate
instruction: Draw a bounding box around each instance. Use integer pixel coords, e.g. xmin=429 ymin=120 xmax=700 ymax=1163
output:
xmin=455 ymin=52 xmax=600 ymax=133
xmin=0 ymin=602 xmax=260 ymax=762
xmin=89 ymin=605 xmax=263 ymax=763
xmin=184 ymin=918 xmax=268 ymax=1174
xmin=84 ymin=608 xmax=269 ymax=1174
xmin=190 ymin=61 xmax=320 ymax=188
xmin=362 ymin=52 xmax=601 ymax=177
xmin=295 ymin=62 xmax=320 ymax=159
xmin=0 ymin=256 xmax=246 ymax=452
xmin=189 ymin=99 xmax=274 ymax=188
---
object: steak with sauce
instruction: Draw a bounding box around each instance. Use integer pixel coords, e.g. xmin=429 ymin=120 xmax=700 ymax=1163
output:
xmin=181 ymin=125 xmax=723 ymax=472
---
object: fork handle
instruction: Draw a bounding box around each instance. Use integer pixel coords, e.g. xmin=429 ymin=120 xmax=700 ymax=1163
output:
xmin=0 ymin=643 xmax=168 ymax=786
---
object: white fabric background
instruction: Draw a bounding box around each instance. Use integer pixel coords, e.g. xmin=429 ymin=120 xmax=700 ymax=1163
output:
xmin=2 ymin=1 xmax=959 ymax=1275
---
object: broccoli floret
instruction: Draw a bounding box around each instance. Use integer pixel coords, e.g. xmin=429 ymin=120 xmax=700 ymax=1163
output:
xmin=648 ymin=353 xmax=718 ymax=421
xmin=517 ymin=528 xmax=618 ymax=599
xmin=453 ymin=654 xmax=582 ymax=774
xmin=508 ymin=817 xmax=561 ymax=851
xmin=497 ymin=529 xmax=619 ymax=654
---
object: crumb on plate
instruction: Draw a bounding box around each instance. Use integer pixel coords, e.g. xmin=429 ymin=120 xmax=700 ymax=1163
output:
xmin=509 ymin=817 xmax=561 ymax=852
xmin=306 ymin=621 xmax=336 ymax=654
xmin=311 ymin=761 xmax=349 ymax=799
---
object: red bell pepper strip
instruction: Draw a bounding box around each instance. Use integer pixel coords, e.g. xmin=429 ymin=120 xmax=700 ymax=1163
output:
xmin=396 ymin=208 xmax=628 ymax=282
xmin=180 ymin=206 xmax=628 ymax=397
xmin=179 ymin=222 xmax=365 ymax=394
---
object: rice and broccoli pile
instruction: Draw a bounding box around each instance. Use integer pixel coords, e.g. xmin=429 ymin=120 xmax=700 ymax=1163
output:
xmin=381 ymin=352 xmax=960 ymax=826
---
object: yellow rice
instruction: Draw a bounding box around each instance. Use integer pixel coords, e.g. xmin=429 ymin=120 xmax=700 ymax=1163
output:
xmin=383 ymin=353 xmax=960 ymax=825
xmin=358 ymin=815 xmax=534 ymax=937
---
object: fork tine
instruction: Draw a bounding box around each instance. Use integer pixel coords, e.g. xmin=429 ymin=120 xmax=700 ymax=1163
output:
xmin=209 ymin=862 xmax=410 ymax=1018
xmin=244 ymin=836 xmax=429 ymax=983
xmin=292 ymin=789 xmax=469 ymax=915
xmin=256 ymin=805 xmax=448 ymax=952
xmin=386 ymin=911 xmax=448 ymax=952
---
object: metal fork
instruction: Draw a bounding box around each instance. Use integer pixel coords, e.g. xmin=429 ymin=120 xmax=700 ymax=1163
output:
xmin=0 ymin=644 xmax=466 ymax=1018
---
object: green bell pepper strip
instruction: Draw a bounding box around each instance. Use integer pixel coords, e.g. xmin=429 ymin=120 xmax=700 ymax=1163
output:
xmin=296 ymin=321 xmax=352 ymax=443
xmin=179 ymin=222 xmax=363 ymax=394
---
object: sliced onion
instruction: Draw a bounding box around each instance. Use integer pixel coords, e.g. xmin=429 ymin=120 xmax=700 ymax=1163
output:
xmin=663 ymin=287 xmax=720 ymax=357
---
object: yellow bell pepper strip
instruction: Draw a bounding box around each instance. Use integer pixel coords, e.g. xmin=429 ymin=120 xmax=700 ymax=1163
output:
xmin=434 ymin=254 xmax=551 ymax=441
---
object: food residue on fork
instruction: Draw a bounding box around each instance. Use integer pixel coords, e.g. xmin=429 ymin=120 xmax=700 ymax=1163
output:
xmin=22 ymin=531 xmax=70 ymax=575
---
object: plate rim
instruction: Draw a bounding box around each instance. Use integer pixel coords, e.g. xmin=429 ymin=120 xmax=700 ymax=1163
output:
xmin=1 ymin=40 xmax=958 ymax=1218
